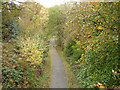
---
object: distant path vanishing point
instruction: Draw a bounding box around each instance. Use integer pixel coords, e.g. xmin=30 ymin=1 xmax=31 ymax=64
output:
xmin=49 ymin=38 xmax=68 ymax=88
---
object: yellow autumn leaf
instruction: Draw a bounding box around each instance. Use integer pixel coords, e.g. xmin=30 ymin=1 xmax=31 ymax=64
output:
xmin=9 ymin=78 xmax=13 ymax=82
xmin=98 ymin=26 xmax=103 ymax=30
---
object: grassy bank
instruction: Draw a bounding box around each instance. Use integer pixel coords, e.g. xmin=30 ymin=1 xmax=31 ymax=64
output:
xmin=38 ymin=51 xmax=51 ymax=88
xmin=56 ymin=46 xmax=79 ymax=88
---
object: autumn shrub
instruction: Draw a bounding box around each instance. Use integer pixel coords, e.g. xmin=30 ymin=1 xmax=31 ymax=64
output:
xmin=2 ymin=51 xmax=36 ymax=88
xmin=2 ymin=1 xmax=49 ymax=88
xmin=2 ymin=2 xmax=20 ymax=40
xmin=2 ymin=37 xmax=49 ymax=88
xmin=20 ymin=38 xmax=42 ymax=65
xmin=64 ymin=39 xmax=75 ymax=57
xmin=75 ymin=34 xmax=119 ymax=88
xmin=54 ymin=2 xmax=119 ymax=88
xmin=71 ymin=41 xmax=85 ymax=60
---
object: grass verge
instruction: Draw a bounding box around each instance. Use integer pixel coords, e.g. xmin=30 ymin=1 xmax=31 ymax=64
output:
xmin=56 ymin=46 xmax=79 ymax=88
xmin=38 ymin=51 xmax=51 ymax=88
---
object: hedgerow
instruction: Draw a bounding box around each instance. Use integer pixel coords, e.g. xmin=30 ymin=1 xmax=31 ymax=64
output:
xmin=2 ymin=1 xmax=49 ymax=88
xmin=63 ymin=2 xmax=120 ymax=88
xmin=48 ymin=2 xmax=119 ymax=88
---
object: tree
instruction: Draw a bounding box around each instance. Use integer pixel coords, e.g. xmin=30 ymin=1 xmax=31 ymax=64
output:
xmin=2 ymin=1 xmax=20 ymax=40
xmin=53 ymin=2 xmax=120 ymax=88
xmin=18 ymin=1 xmax=48 ymax=39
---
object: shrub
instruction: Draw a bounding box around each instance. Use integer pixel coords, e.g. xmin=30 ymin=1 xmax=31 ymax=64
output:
xmin=64 ymin=39 xmax=75 ymax=57
xmin=76 ymin=34 xmax=119 ymax=88
xmin=2 ymin=37 xmax=49 ymax=88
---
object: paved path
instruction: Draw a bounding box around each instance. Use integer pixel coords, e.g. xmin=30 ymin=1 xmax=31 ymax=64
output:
xmin=49 ymin=38 xmax=68 ymax=88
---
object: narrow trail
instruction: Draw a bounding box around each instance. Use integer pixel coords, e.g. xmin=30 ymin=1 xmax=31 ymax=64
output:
xmin=49 ymin=38 xmax=68 ymax=88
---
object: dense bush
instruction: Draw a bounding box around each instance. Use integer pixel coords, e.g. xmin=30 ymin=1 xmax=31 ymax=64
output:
xmin=9 ymin=19 xmax=19 ymax=39
xmin=64 ymin=39 xmax=75 ymax=57
xmin=65 ymin=2 xmax=119 ymax=88
xmin=76 ymin=35 xmax=119 ymax=88
xmin=2 ymin=1 xmax=49 ymax=88
xmin=2 ymin=37 xmax=49 ymax=88
xmin=2 ymin=2 xmax=20 ymax=40
xmin=50 ymin=2 xmax=119 ymax=88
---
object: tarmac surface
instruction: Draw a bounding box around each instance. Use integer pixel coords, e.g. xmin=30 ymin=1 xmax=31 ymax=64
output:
xmin=49 ymin=38 xmax=68 ymax=88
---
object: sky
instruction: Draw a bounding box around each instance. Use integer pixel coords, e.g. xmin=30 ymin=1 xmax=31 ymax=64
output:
xmin=12 ymin=0 xmax=120 ymax=7
xmin=15 ymin=0 xmax=80 ymax=7
xmin=35 ymin=0 xmax=80 ymax=7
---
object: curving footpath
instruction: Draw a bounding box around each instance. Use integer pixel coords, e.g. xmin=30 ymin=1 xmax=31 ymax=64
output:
xmin=49 ymin=38 xmax=68 ymax=88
